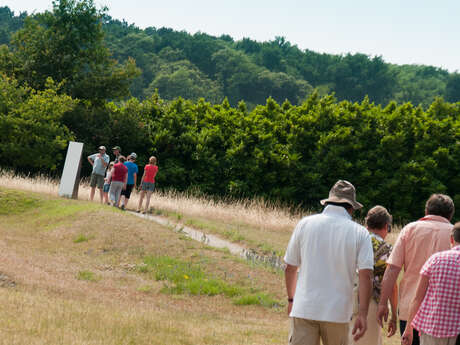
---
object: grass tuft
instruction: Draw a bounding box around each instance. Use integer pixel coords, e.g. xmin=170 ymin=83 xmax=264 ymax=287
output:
xmin=140 ymin=256 xmax=243 ymax=297
xmin=0 ymin=189 xmax=41 ymax=215
xmin=76 ymin=271 xmax=99 ymax=282
xmin=73 ymin=234 xmax=90 ymax=243
xmin=233 ymin=293 xmax=279 ymax=308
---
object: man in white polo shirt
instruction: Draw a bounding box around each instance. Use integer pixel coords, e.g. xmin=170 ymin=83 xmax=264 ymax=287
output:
xmin=284 ymin=180 xmax=374 ymax=345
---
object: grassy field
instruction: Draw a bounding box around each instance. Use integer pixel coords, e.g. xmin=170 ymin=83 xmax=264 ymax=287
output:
xmin=0 ymin=173 xmax=402 ymax=344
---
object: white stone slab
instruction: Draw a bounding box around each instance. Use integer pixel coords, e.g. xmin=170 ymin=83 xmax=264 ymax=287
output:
xmin=58 ymin=141 xmax=84 ymax=199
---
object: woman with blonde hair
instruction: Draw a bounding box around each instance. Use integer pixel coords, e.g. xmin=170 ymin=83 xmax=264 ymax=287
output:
xmin=137 ymin=156 xmax=158 ymax=213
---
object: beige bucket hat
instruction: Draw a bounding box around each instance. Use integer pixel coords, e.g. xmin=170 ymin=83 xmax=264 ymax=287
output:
xmin=320 ymin=180 xmax=363 ymax=210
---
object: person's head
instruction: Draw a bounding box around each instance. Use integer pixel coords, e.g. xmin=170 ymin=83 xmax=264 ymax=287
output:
xmin=119 ymin=156 xmax=126 ymax=163
xmin=366 ymin=205 xmax=392 ymax=239
xmin=98 ymin=145 xmax=106 ymax=154
xmin=108 ymin=161 xmax=114 ymax=170
xmin=425 ymin=194 xmax=455 ymax=221
xmin=451 ymin=223 xmax=460 ymax=246
xmin=129 ymin=152 xmax=137 ymax=162
xmin=112 ymin=146 xmax=121 ymax=155
xmin=320 ymin=180 xmax=362 ymax=214
xmin=149 ymin=156 xmax=157 ymax=165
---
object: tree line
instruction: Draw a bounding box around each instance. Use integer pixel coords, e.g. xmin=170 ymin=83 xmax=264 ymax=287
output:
xmin=1 ymin=4 xmax=460 ymax=108
xmin=1 ymin=0 xmax=460 ymax=221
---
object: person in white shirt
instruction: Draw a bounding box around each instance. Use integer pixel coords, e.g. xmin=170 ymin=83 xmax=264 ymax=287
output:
xmin=284 ymin=180 xmax=374 ymax=345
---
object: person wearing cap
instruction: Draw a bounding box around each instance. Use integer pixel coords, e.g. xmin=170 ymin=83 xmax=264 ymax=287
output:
xmin=349 ymin=206 xmax=398 ymax=345
xmin=119 ymin=153 xmax=138 ymax=210
xmin=112 ymin=146 xmax=121 ymax=163
xmin=377 ymin=194 xmax=455 ymax=345
xmin=284 ymin=180 xmax=374 ymax=345
xmin=87 ymin=146 xmax=110 ymax=203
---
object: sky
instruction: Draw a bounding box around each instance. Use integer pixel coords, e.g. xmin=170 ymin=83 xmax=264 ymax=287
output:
xmin=3 ymin=0 xmax=459 ymax=72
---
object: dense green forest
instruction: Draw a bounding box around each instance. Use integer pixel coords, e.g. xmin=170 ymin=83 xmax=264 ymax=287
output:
xmin=1 ymin=4 xmax=460 ymax=107
xmin=1 ymin=0 xmax=460 ymax=221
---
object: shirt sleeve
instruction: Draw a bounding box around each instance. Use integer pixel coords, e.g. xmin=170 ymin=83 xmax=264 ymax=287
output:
xmin=88 ymin=153 xmax=96 ymax=161
xmin=357 ymin=229 xmax=374 ymax=270
xmin=104 ymin=154 xmax=109 ymax=164
xmin=283 ymin=219 xmax=304 ymax=267
xmin=386 ymin=226 xmax=407 ymax=268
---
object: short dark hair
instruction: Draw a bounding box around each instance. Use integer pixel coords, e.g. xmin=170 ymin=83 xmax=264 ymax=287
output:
xmin=119 ymin=156 xmax=126 ymax=163
xmin=366 ymin=206 xmax=392 ymax=230
xmin=425 ymin=194 xmax=454 ymax=220
xmin=325 ymin=201 xmax=353 ymax=211
xmin=453 ymin=223 xmax=460 ymax=243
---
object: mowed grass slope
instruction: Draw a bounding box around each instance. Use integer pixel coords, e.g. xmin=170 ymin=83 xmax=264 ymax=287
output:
xmin=0 ymin=187 xmax=287 ymax=345
xmin=0 ymin=174 xmax=402 ymax=345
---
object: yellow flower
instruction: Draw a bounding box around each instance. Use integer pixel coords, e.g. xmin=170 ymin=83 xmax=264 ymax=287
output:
xmin=183 ymin=275 xmax=189 ymax=280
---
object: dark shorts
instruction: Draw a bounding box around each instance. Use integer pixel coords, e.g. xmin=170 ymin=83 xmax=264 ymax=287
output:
xmin=103 ymin=183 xmax=110 ymax=193
xmin=90 ymin=173 xmax=104 ymax=189
xmin=141 ymin=182 xmax=155 ymax=192
xmin=121 ymin=184 xmax=134 ymax=198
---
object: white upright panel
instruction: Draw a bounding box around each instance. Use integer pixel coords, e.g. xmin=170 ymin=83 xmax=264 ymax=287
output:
xmin=58 ymin=141 xmax=84 ymax=199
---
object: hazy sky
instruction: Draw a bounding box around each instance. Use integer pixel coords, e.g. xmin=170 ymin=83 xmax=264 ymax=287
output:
xmin=3 ymin=0 xmax=459 ymax=72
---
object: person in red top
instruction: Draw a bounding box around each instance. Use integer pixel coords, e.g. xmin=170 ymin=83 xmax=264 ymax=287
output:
xmin=402 ymin=223 xmax=460 ymax=345
xmin=137 ymin=156 xmax=159 ymax=213
xmin=108 ymin=156 xmax=128 ymax=207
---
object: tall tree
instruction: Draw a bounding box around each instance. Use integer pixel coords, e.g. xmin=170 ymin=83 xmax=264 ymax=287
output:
xmin=6 ymin=0 xmax=139 ymax=103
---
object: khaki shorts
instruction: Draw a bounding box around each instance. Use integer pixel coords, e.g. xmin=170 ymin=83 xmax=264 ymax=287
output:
xmin=90 ymin=173 xmax=105 ymax=189
xmin=419 ymin=333 xmax=458 ymax=345
xmin=289 ymin=317 xmax=349 ymax=345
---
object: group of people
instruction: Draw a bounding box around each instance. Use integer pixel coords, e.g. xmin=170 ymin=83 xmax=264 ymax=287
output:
xmin=285 ymin=180 xmax=459 ymax=345
xmin=87 ymin=145 xmax=159 ymax=213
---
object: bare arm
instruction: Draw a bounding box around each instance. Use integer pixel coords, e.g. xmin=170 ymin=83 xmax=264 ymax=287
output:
xmin=377 ymin=264 xmax=401 ymax=326
xmin=352 ymin=268 xmax=372 ymax=341
xmin=401 ymin=275 xmax=429 ymax=345
xmin=133 ymin=173 xmax=137 ymax=188
xmin=285 ymin=264 xmax=298 ymax=315
xmin=387 ymin=283 xmax=398 ymax=337
xmin=87 ymin=156 xmax=94 ymax=166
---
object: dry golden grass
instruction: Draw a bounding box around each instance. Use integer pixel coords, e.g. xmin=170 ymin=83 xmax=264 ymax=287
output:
xmin=0 ymin=172 xmax=406 ymax=345
xmin=0 ymin=186 xmax=287 ymax=344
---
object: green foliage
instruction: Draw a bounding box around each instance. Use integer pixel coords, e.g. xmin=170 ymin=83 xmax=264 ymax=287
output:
xmin=5 ymin=0 xmax=139 ymax=103
xmin=2 ymin=5 xmax=460 ymax=105
xmin=0 ymin=75 xmax=76 ymax=172
xmin=2 ymin=4 xmax=460 ymax=221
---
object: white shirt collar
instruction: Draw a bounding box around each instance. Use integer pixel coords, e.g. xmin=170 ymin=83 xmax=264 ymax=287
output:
xmin=370 ymin=232 xmax=384 ymax=241
xmin=322 ymin=205 xmax=352 ymax=220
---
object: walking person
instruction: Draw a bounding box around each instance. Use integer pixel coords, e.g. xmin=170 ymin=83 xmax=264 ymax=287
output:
xmin=103 ymin=162 xmax=114 ymax=205
xmin=377 ymin=194 xmax=455 ymax=345
xmin=87 ymin=145 xmax=109 ymax=203
xmin=349 ymin=206 xmax=398 ymax=345
xmin=137 ymin=156 xmax=158 ymax=213
xmin=119 ymin=153 xmax=138 ymax=210
xmin=401 ymin=223 xmax=460 ymax=345
xmin=109 ymin=156 xmax=128 ymax=207
xmin=284 ymin=180 xmax=374 ymax=345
